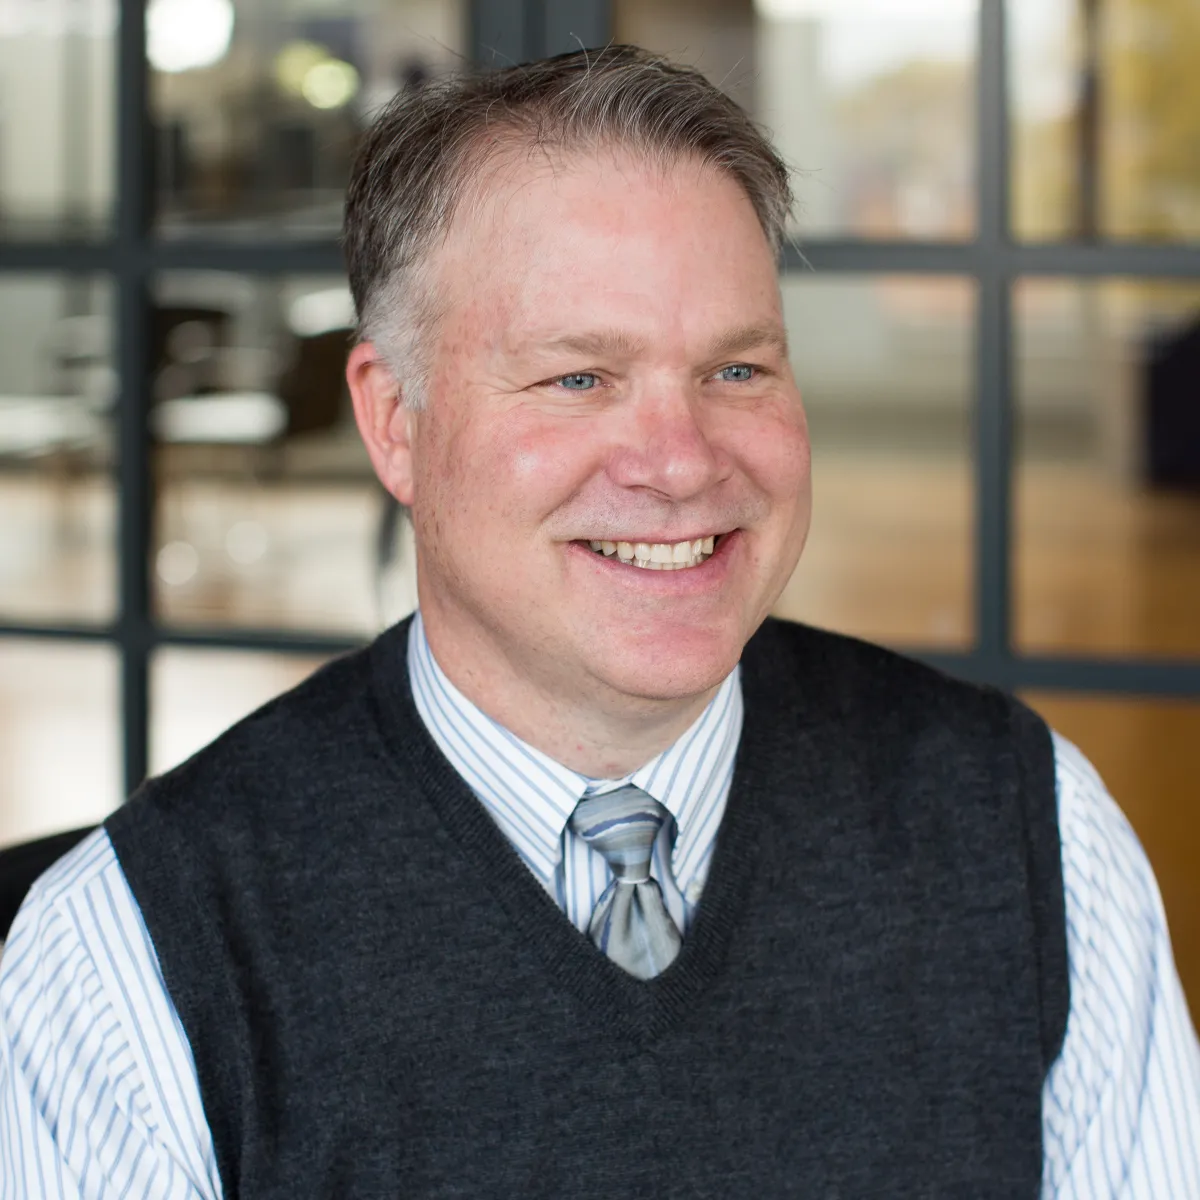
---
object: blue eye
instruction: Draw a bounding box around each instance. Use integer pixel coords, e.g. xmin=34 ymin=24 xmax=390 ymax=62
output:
xmin=557 ymin=373 xmax=599 ymax=391
xmin=719 ymin=364 xmax=755 ymax=382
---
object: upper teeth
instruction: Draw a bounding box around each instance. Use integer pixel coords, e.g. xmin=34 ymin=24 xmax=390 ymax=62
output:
xmin=587 ymin=536 xmax=716 ymax=569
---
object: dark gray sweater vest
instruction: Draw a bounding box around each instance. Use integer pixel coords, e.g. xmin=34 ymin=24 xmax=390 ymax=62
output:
xmin=106 ymin=617 xmax=1068 ymax=1199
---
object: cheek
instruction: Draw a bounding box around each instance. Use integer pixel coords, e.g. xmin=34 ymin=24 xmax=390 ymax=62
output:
xmin=506 ymin=424 xmax=596 ymax=500
xmin=411 ymin=415 xmax=488 ymax=558
xmin=419 ymin=408 xmax=600 ymax=535
xmin=730 ymin=402 xmax=812 ymax=504
xmin=491 ymin=401 xmax=609 ymax=492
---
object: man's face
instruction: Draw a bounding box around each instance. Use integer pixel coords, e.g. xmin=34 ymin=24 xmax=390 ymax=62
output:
xmin=381 ymin=148 xmax=810 ymax=712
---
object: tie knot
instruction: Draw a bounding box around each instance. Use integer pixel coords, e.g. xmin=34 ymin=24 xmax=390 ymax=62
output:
xmin=569 ymin=786 xmax=668 ymax=884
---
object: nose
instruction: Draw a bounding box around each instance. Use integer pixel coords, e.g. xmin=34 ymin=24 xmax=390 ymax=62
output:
xmin=607 ymin=386 xmax=729 ymax=502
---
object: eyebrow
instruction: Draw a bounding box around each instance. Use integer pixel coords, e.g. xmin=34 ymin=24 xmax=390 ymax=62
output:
xmin=524 ymin=329 xmax=649 ymax=358
xmin=519 ymin=323 xmax=789 ymax=361
xmin=706 ymin=323 xmax=790 ymax=360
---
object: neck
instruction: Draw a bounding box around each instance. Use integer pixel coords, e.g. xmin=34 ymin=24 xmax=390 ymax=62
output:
xmin=417 ymin=613 xmax=719 ymax=778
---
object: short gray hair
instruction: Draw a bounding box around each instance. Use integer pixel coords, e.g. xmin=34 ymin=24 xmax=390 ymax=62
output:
xmin=343 ymin=45 xmax=793 ymax=409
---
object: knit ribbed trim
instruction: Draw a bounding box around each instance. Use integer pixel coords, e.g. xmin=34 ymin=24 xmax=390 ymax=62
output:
xmin=367 ymin=617 xmax=823 ymax=1046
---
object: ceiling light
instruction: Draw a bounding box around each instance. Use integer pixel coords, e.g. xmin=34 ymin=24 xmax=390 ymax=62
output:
xmin=301 ymin=59 xmax=360 ymax=110
xmin=755 ymin=0 xmax=972 ymax=18
xmin=146 ymin=0 xmax=234 ymax=74
xmin=275 ymin=41 xmax=330 ymax=97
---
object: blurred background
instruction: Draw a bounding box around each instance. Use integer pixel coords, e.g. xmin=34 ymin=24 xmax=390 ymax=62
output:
xmin=0 ymin=0 xmax=1196 ymax=1012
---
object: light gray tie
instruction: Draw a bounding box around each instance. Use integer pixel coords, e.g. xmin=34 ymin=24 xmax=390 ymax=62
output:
xmin=570 ymin=785 xmax=682 ymax=980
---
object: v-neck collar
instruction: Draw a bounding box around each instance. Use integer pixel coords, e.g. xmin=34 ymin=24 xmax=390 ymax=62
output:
xmin=405 ymin=611 xmax=743 ymax=900
xmin=370 ymin=617 xmax=818 ymax=1045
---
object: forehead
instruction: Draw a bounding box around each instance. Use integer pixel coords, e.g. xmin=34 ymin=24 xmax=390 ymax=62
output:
xmin=450 ymin=139 xmax=760 ymax=251
xmin=431 ymin=143 xmax=782 ymax=350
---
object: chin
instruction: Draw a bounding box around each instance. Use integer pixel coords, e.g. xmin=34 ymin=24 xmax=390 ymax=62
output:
xmin=588 ymin=628 xmax=743 ymax=704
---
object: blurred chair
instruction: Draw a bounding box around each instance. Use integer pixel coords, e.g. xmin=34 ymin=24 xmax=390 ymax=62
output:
xmin=151 ymin=305 xmax=232 ymax=398
xmin=0 ymin=313 xmax=114 ymax=543
xmin=1146 ymin=317 xmax=1200 ymax=490
xmin=52 ymin=314 xmax=117 ymax=415
xmin=275 ymin=327 xmax=352 ymax=436
xmin=0 ymin=313 xmax=114 ymax=466
xmin=153 ymin=393 xmax=288 ymax=446
xmin=150 ymin=304 xmax=287 ymax=560
xmin=0 ymin=396 xmax=104 ymax=461
xmin=151 ymin=304 xmax=287 ymax=449
xmin=151 ymin=294 xmax=354 ymax=582
xmin=283 ymin=286 xmax=414 ymax=624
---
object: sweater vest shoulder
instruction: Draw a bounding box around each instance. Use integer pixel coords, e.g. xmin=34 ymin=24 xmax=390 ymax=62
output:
xmin=106 ymin=616 xmax=1067 ymax=1199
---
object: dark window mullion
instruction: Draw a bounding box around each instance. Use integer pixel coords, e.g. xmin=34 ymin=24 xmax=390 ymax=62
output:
xmin=0 ymin=244 xmax=117 ymax=272
xmin=1011 ymin=242 xmax=1200 ymax=277
xmin=85 ymin=0 xmax=1199 ymax=810
xmin=781 ymin=241 xmax=979 ymax=274
xmin=781 ymin=241 xmax=1200 ymax=278
xmin=470 ymin=0 xmax=537 ymax=66
xmin=973 ymin=0 xmax=1014 ymax=678
xmin=116 ymin=0 xmax=153 ymax=795
xmin=918 ymin=651 xmax=1200 ymax=699
xmin=541 ymin=0 xmax=611 ymax=57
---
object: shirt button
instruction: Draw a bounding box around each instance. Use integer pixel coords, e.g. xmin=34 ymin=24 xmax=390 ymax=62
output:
xmin=685 ymin=880 xmax=703 ymax=904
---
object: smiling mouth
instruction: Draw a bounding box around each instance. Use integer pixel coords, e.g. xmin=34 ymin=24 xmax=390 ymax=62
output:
xmin=581 ymin=535 xmax=722 ymax=571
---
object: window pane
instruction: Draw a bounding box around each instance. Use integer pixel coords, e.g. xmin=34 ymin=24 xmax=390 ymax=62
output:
xmin=0 ymin=0 xmax=114 ymax=239
xmin=615 ymin=0 xmax=978 ymax=240
xmin=151 ymin=0 xmax=465 ymax=239
xmin=150 ymin=272 xmax=416 ymax=634
xmin=1023 ymin=691 xmax=1200 ymax=1016
xmin=1010 ymin=0 xmax=1200 ymax=242
xmin=1014 ymin=279 xmax=1200 ymax=657
xmin=0 ymin=639 xmax=120 ymax=847
xmin=772 ymin=275 xmax=974 ymax=648
xmin=151 ymin=646 xmax=327 ymax=774
xmin=0 ymin=275 xmax=116 ymax=623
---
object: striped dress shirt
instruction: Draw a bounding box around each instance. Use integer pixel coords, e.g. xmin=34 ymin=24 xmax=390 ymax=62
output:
xmin=2 ymin=614 xmax=1199 ymax=1198
xmin=406 ymin=614 xmax=741 ymax=937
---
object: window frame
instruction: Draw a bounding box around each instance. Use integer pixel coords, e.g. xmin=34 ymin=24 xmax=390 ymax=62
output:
xmin=0 ymin=0 xmax=1198 ymax=796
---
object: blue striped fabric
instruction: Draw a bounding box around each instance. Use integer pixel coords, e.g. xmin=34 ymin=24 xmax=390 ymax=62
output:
xmin=1042 ymin=740 xmax=1200 ymax=1196
xmin=0 ymin=832 xmax=220 ymax=1199
xmin=1 ymin=618 xmax=1198 ymax=1197
xmin=408 ymin=613 xmax=742 ymax=936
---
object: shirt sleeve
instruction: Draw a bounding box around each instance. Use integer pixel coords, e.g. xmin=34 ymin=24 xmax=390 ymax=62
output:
xmin=0 ymin=830 xmax=222 ymax=1200
xmin=1042 ymin=733 xmax=1200 ymax=1198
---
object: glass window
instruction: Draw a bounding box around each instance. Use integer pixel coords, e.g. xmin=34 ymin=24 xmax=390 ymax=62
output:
xmin=0 ymin=639 xmax=121 ymax=847
xmin=150 ymin=0 xmax=466 ymax=238
xmin=0 ymin=275 xmax=115 ymax=624
xmin=772 ymin=274 xmax=975 ymax=648
xmin=1014 ymin=279 xmax=1200 ymax=658
xmin=151 ymin=646 xmax=328 ymax=774
xmin=1010 ymin=0 xmax=1200 ymax=242
xmin=150 ymin=271 xmax=416 ymax=634
xmin=0 ymin=0 xmax=115 ymax=239
xmin=1023 ymin=691 xmax=1200 ymax=1013
xmin=615 ymin=0 xmax=978 ymax=240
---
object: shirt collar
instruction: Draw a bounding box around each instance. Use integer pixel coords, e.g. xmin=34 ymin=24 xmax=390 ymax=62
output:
xmin=406 ymin=611 xmax=742 ymax=885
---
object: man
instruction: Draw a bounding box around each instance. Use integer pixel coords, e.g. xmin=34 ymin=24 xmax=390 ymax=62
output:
xmin=2 ymin=46 xmax=1198 ymax=1198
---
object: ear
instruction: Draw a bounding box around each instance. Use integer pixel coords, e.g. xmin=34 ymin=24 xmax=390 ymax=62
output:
xmin=347 ymin=340 xmax=417 ymax=507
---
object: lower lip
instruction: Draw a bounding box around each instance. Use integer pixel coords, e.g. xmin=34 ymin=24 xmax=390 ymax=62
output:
xmin=568 ymin=533 xmax=738 ymax=591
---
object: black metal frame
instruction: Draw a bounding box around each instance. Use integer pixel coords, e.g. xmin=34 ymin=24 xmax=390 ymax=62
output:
xmin=1 ymin=0 xmax=1198 ymax=798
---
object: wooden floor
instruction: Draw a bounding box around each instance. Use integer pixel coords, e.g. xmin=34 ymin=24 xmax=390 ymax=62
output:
xmin=1023 ymin=692 xmax=1200 ymax=1022
xmin=1 ymin=456 xmax=1198 ymax=1021
xmin=782 ymin=455 xmax=1200 ymax=1020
